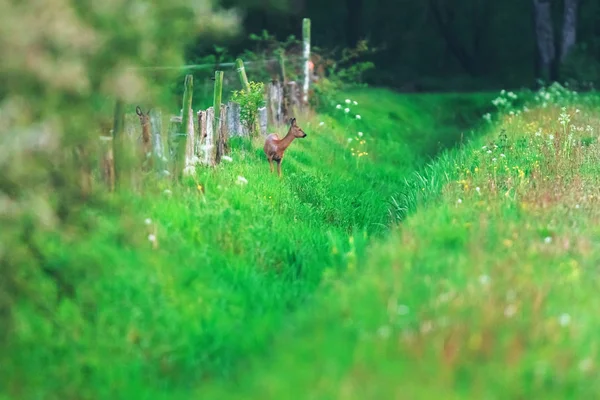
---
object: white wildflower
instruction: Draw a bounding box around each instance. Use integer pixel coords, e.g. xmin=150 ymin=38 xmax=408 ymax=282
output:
xmin=420 ymin=321 xmax=433 ymax=334
xmin=336 ymin=104 xmax=342 ymax=109
xmin=148 ymin=234 xmax=156 ymax=243
xmin=500 ymin=153 xmax=506 ymax=158
xmin=358 ymin=132 xmax=363 ymax=137
xmin=345 ymin=99 xmax=351 ymax=104
xmin=344 ymin=108 xmax=350 ymax=113
xmin=397 ymin=305 xmax=410 ymax=315
xmin=348 ymin=138 xmax=353 ymax=142
xmin=377 ymin=325 xmax=391 ymax=339
xmin=356 ymin=114 xmax=361 ymax=120
xmin=236 ymin=176 xmax=248 ymax=185
xmin=163 ymin=189 xmax=172 ymax=196
xmin=492 ymin=158 xmax=497 ymax=162
xmin=487 ymin=150 xmax=492 ymax=154
xmin=579 ymin=358 xmax=593 ymax=373
xmin=183 ymin=165 xmax=196 ymax=176
xmin=504 ymin=304 xmax=517 ymax=318
xmin=476 ymin=187 xmax=481 ymax=194
xmin=544 ymin=236 xmax=552 ymax=244
xmin=144 ymin=218 xmax=152 ymax=225
xmin=319 ymin=121 xmax=325 ymax=126
xmin=479 ymin=274 xmax=491 ymax=285
xmin=353 ymin=101 xmax=358 ymax=105
xmin=558 ymin=313 xmax=571 ymax=327
xmin=457 ymin=198 xmax=462 ymax=204
xmin=221 ymin=155 xmax=233 ymax=162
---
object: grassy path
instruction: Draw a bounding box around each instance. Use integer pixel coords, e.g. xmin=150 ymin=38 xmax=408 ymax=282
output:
xmin=197 ymin=89 xmax=600 ymax=398
xmin=3 ymin=88 xmax=494 ymax=399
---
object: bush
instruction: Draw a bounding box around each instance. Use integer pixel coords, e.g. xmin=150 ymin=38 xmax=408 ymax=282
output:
xmin=231 ymin=81 xmax=265 ymax=135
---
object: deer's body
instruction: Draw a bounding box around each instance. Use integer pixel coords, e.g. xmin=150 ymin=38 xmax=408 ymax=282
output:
xmin=136 ymin=106 xmax=152 ymax=158
xmin=263 ymin=118 xmax=306 ymax=176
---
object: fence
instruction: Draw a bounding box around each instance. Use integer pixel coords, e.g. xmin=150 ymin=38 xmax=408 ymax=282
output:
xmin=99 ymin=18 xmax=313 ymax=190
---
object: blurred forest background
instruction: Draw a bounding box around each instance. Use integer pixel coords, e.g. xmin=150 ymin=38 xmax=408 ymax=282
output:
xmin=196 ymin=0 xmax=600 ymax=91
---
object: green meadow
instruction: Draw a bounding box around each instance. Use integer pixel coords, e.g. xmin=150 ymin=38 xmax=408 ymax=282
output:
xmin=4 ymin=85 xmax=600 ymax=399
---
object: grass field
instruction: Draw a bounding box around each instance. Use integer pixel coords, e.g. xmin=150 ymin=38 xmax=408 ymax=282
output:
xmin=4 ymin=84 xmax=600 ymax=399
xmin=2 ymin=89 xmax=493 ymax=399
xmin=198 ymin=87 xmax=600 ymax=399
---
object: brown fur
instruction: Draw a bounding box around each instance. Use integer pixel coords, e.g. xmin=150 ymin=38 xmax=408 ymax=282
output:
xmin=135 ymin=106 xmax=152 ymax=159
xmin=263 ymin=118 xmax=307 ymax=177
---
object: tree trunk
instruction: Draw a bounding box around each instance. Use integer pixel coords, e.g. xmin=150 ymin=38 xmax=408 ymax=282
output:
xmin=560 ymin=0 xmax=579 ymax=61
xmin=532 ymin=0 xmax=556 ymax=81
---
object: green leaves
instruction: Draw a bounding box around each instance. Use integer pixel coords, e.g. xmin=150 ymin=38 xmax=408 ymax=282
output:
xmin=231 ymin=81 xmax=265 ymax=135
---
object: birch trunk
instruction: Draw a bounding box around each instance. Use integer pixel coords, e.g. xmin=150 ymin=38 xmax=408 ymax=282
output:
xmin=532 ymin=0 xmax=556 ymax=80
xmin=302 ymin=18 xmax=311 ymax=106
xmin=560 ymin=0 xmax=579 ymax=62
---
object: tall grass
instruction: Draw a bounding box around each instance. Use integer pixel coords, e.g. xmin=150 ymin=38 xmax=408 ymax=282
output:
xmin=198 ymin=87 xmax=600 ymax=399
xmin=1 ymin=89 xmax=493 ymax=399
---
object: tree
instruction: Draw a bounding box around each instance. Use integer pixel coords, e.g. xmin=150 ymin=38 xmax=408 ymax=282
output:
xmin=532 ymin=0 xmax=580 ymax=82
xmin=561 ymin=0 xmax=579 ymax=61
xmin=533 ymin=0 xmax=556 ymax=80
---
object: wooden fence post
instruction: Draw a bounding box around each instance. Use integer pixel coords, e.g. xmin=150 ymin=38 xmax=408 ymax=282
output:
xmin=235 ymin=58 xmax=251 ymax=93
xmin=268 ymin=80 xmax=284 ymax=126
xmin=216 ymin=104 xmax=229 ymax=163
xmin=176 ymin=74 xmax=193 ymax=178
xmin=258 ymin=107 xmax=268 ymax=136
xmin=183 ymin=105 xmax=195 ymax=175
xmin=196 ymin=110 xmax=204 ymax=157
xmin=287 ymin=81 xmax=301 ymax=116
xmin=99 ymin=135 xmax=115 ymax=192
xmin=112 ymin=99 xmax=128 ymax=189
xmin=150 ymin=108 xmax=165 ymax=172
xmin=202 ymin=107 xmax=216 ymax=165
xmin=302 ymin=18 xmax=311 ymax=107
xmin=227 ymin=101 xmax=242 ymax=137
xmin=168 ymin=115 xmax=182 ymax=177
xmin=213 ymin=71 xmax=224 ymax=164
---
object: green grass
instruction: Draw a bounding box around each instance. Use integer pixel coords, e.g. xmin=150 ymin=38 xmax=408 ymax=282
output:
xmin=8 ymin=85 xmax=599 ymax=399
xmin=2 ymin=88 xmax=495 ymax=399
xmin=196 ymin=93 xmax=600 ymax=398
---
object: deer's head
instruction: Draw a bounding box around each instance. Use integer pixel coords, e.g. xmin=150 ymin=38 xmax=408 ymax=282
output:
xmin=289 ymin=118 xmax=307 ymax=138
xmin=136 ymin=106 xmax=151 ymax=126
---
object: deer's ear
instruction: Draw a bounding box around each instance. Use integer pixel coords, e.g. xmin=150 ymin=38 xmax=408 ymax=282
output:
xmin=290 ymin=118 xmax=296 ymax=126
xmin=136 ymin=106 xmax=143 ymax=116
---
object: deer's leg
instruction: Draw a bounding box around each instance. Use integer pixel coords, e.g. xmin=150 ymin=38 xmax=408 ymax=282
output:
xmin=276 ymin=159 xmax=282 ymax=177
xmin=268 ymin=157 xmax=274 ymax=173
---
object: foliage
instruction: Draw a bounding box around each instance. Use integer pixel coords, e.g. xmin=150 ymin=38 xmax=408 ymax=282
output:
xmin=311 ymin=39 xmax=377 ymax=109
xmin=231 ymin=81 xmax=265 ymax=135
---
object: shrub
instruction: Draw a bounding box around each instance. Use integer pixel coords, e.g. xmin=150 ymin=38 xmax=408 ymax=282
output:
xmin=231 ymin=81 xmax=265 ymax=135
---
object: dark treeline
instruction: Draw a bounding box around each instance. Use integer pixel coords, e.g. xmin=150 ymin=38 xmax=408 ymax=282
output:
xmin=199 ymin=0 xmax=600 ymax=91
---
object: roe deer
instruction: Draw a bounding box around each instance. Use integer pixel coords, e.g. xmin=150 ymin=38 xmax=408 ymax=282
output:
xmin=263 ymin=117 xmax=307 ymax=177
xmin=135 ymin=106 xmax=152 ymax=159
